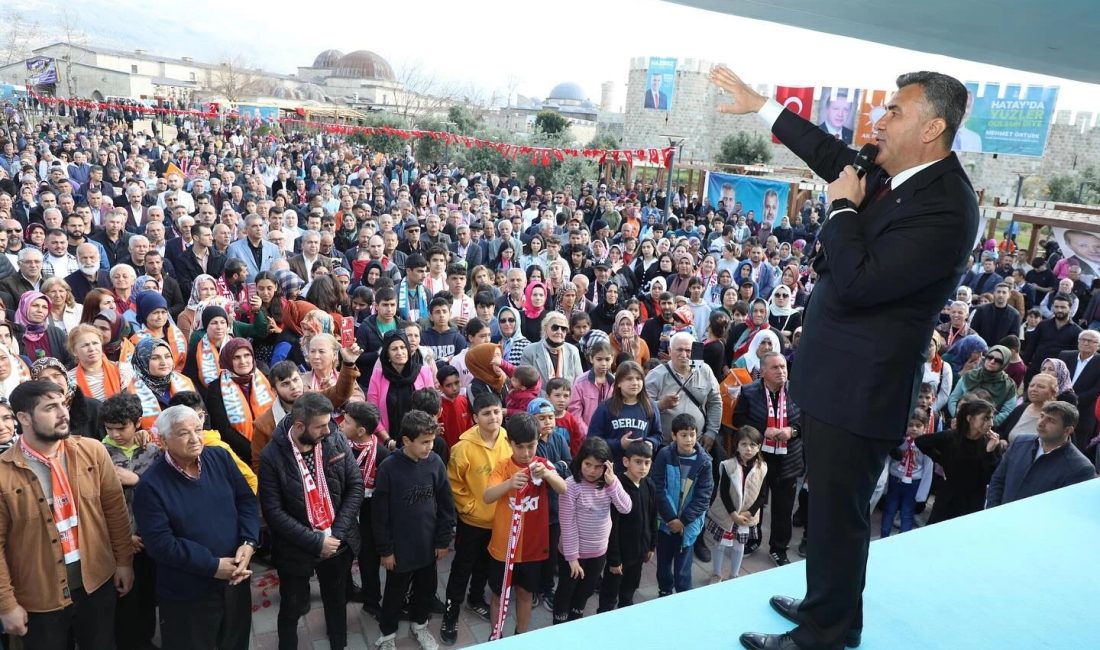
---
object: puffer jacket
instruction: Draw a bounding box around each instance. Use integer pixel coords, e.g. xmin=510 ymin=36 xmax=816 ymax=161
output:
xmin=258 ymin=415 xmax=364 ymax=576
xmin=706 ymin=456 xmax=767 ymax=533
xmin=731 ymin=380 xmax=804 ymax=479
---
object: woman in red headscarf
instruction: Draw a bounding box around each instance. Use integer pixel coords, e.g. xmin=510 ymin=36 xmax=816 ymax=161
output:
xmin=205 ymin=338 xmax=275 ymax=467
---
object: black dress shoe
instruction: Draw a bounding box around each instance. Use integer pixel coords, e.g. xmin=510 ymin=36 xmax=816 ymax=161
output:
xmin=768 ymin=596 xmax=861 ymax=648
xmin=694 ymin=537 xmax=712 ymax=562
xmin=739 ymin=632 xmax=801 ymax=650
xmin=769 ymin=595 xmax=801 ymax=625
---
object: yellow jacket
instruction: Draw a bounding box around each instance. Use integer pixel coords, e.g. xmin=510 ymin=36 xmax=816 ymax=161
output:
xmin=203 ymin=430 xmax=259 ymax=494
xmin=448 ymin=425 xmax=511 ymax=528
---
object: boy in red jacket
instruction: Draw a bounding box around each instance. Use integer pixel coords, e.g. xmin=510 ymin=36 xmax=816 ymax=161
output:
xmin=438 ymin=365 xmax=473 ymax=449
xmin=547 ymin=378 xmax=586 ymax=456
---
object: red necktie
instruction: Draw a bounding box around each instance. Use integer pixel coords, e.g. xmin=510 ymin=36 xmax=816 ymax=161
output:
xmin=870 ymin=177 xmax=892 ymax=205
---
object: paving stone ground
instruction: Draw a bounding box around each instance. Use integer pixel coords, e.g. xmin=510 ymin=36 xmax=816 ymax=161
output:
xmin=234 ymin=505 xmax=926 ymax=649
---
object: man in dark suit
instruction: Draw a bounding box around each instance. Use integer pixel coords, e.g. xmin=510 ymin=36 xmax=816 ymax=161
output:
xmin=449 ymin=223 xmax=482 ymax=274
xmin=817 ymin=91 xmax=856 ymax=144
xmin=143 ymin=250 xmax=186 ymax=319
xmin=710 ymin=67 xmax=979 ymax=650
xmin=1058 ymin=329 xmax=1100 ymax=453
xmin=174 ymin=224 xmax=226 ymax=301
xmin=644 ymin=72 xmax=669 ymax=110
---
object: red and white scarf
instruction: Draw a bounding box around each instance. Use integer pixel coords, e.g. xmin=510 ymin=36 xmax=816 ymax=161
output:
xmin=490 ymin=462 xmax=543 ymax=642
xmin=900 ymin=437 xmax=917 ymax=484
xmin=762 ymin=387 xmax=788 ymax=455
xmin=289 ymin=430 xmax=334 ymax=534
xmin=20 ymin=439 xmax=80 ymax=564
xmin=351 ymin=437 xmax=379 ymax=497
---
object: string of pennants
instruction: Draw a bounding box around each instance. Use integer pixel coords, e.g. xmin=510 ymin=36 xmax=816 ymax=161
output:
xmin=28 ymin=92 xmax=675 ymax=168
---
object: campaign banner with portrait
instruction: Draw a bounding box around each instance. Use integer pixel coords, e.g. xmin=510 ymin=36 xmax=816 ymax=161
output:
xmin=854 ymin=88 xmax=890 ymax=146
xmin=643 ymin=57 xmax=677 ymax=111
xmin=954 ymin=83 xmax=1059 ymax=157
xmin=1052 ymin=227 xmax=1100 ymax=282
xmin=26 ymin=57 xmax=57 ymax=86
xmin=705 ymin=172 xmax=790 ymax=227
xmin=816 ymin=87 xmax=860 ymax=145
xmin=235 ymin=104 xmax=280 ymax=124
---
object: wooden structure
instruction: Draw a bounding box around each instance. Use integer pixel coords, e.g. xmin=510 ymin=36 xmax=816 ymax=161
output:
xmin=981 ymin=204 xmax=1100 ymax=261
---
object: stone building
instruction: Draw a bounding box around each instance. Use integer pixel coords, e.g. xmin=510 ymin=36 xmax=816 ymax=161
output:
xmin=621 ymin=56 xmax=1100 ymax=206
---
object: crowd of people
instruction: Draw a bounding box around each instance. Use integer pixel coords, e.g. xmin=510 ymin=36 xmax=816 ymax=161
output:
xmin=0 ymin=91 xmax=1095 ymax=650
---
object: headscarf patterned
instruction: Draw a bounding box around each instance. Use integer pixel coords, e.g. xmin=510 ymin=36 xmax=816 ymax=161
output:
xmin=132 ymin=337 xmax=174 ymax=397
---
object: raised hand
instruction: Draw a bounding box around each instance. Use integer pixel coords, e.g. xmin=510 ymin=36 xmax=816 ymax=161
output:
xmin=708 ymin=65 xmax=767 ymax=115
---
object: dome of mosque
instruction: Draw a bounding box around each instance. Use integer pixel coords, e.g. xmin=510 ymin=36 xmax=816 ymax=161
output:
xmin=332 ymin=50 xmax=395 ymax=81
xmin=547 ymin=82 xmax=588 ymax=103
xmin=312 ymin=49 xmax=345 ymax=69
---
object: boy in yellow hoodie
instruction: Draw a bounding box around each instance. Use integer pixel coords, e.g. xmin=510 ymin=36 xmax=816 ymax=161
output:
xmin=440 ymin=392 xmax=510 ymax=645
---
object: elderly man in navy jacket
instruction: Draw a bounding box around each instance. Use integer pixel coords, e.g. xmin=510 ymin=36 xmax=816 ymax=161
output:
xmin=986 ymin=401 xmax=1095 ymax=508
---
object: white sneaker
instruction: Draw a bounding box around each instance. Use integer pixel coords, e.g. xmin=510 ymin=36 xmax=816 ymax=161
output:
xmin=411 ymin=622 xmax=440 ymax=650
xmin=376 ymin=633 xmax=397 ymax=650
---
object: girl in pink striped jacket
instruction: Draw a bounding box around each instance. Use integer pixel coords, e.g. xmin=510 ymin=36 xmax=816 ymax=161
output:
xmin=552 ymin=437 xmax=632 ymax=624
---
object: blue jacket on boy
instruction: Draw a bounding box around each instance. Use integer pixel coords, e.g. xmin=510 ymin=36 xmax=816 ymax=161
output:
xmin=652 ymin=441 xmax=713 ymax=548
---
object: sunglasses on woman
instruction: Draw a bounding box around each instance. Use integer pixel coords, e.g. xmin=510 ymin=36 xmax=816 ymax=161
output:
xmin=984 ymin=354 xmax=1004 ymax=364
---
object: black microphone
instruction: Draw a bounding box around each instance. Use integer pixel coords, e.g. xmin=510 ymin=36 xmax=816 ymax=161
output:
xmin=852 ymin=144 xmax=879 ymax=179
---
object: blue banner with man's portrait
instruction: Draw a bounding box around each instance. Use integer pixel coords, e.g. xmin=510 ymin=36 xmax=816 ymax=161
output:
xmin=705 ymin=172 xmax=790 ymax=227
xmin=953 ymin=82 xmax=1059 ymax=157
xmin=643 ymin=57 xmax=677 ymax=111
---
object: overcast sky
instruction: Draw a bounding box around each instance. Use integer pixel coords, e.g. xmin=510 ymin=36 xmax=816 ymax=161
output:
xmin=21 ymin=0 xmax=1100 ymax=115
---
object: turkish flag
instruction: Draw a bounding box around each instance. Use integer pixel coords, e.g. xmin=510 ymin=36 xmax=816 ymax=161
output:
xmin=773 ymin=86 xmax=814 ymax=143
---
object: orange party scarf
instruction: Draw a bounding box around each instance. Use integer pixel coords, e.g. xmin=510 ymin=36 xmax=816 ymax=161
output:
xmin=195 ymin=336 xmax=222 ymax=387
xmin=75 ymin=360 xmax=123 ymax=399
xmin=20 ymin=439 xmax=80 ymax=564
xmin=128 ymin=324 xmax=188 ymax=372
xmin=218 ymin=370 xmax=275 ymax=441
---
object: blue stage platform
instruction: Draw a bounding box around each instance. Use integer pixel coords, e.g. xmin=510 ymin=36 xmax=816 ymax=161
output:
xmin=494 ymin=479 xmax=1099 ymax=649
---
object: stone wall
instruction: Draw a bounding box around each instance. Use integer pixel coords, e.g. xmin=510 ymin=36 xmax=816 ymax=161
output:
xmin=621 ymin=57 xmax=1100 ymax=202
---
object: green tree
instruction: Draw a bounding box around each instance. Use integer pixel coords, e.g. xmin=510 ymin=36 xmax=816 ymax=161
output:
xmin=1046 ymin=175 xmax=1077 ymax=202
xmin=716 ymin=132 xmax=773 ymax=165
xmin=348 ymin=113 xmax=409 ymax=155
xmin=586 ymin=132 xmax=621 ymax=150
xmin=534 ymin=110 xmax=569 ymax=136
xmin=447 ymin=105 xmax=480 ymax=135
xmin=413 ymin=116 xmax=448 ymax=163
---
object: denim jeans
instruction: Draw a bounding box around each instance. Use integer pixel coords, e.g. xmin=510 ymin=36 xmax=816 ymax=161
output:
xmin=655 ymin=530 xmax=694 ymax=594
xmin=880 ymin=474 xmax=920 ymax=538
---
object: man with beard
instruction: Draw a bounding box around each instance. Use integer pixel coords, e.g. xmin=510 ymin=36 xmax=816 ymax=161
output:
xmin=0 ymin=381 xmax=134 ymax=647
xmin=969 ymin=283 xmax=1021 ymax=347
xmin=1022 ymin=294 xmax=1083 ymax=382
xmin=641 ymin=292 xmax=678 ymax=361
xmin=259 ymin=392 xmax=363 ymax=650
xmin=64 ymin=243 xmax=112 ymax=302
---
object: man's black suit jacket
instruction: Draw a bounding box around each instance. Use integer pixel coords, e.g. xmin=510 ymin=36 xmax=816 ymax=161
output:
xmin=1057 ymin=350 xmax=1100 ymax=448
xmin=774 ymin=109 xmax=980 ymax=440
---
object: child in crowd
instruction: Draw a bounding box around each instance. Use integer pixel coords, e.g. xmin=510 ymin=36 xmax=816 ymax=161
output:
xmin=652 ymin=413 xmax=714 ymax=596
xmin=545 ymin=378 xmax=586 ymax=456
xmin=373 ymin=410 xmax=455 ymax=650
xmin=449 ymin=318 xmax=493 ymax=395
xmin=587 ymin=361 xmax=663 ymax=463
xmin=881 ymin=409 xmax=934 ymax=538
xmin=553 ymin=437 xmax=632 ymax=624
xmin=341 ymin=400 xmax=388 ymax=618
xmin=441 ymin=392 xmax=511 ymax=644
xmin=101 ymin=393 xmax=161 ymax=650
xmin=597 ymin=440 xmax=657 ymax=612
xmin=529 ymin=398 xmax=572 ymax=608
xmin=504 ymin=365 xmax=542 ymax=416
xmin=568 ymin=340 xmax=615 ymax=428
xmin=704 ymin=426 xmax=767 ymax=582
xmin=422 ymin=296 xmax=466 ymax=364
xmin=410 ymin=387 xmax=452 ymax=466
xmin=438 ymin=365 xmax=473 ymax=449
xmin=483 ymin=411 xmax=567 ymax=637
